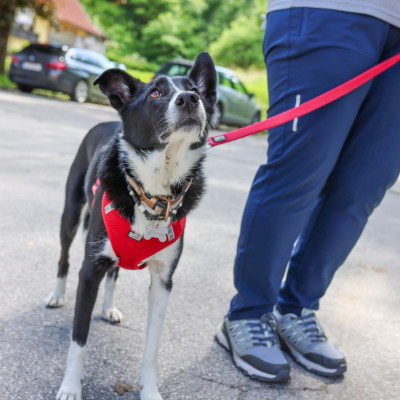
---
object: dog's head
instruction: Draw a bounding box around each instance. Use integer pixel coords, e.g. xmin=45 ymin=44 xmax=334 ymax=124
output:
xmin=94 ymin=52 xmax=217 ymax=149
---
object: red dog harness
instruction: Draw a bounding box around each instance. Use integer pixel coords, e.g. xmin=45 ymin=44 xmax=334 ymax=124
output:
xmin=93 ymin=180 xmax=186 ymax=270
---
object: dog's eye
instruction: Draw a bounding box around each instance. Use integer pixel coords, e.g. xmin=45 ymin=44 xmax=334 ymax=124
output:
xmin=150 ymin=89 xmax=161 ymax=98
xmin=191 ymin=88 xmax=199 ymax=94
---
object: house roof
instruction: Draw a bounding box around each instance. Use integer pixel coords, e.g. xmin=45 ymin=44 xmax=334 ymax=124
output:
xmin=55 ymin=0 xmax=106 ymax=38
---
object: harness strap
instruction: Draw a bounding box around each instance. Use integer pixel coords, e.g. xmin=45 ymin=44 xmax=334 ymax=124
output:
xmin=102 ymin=192 xmax=186 ymax=270
xmin=91 ymin=178 xmax=101 ymax=206
xmin=125 ymin=174 xmax=192 ymax=220
xmin=91 ymin=178 xmax=187 ymax=270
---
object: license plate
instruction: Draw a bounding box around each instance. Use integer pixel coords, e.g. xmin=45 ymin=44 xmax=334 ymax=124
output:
xmin=22 ymin=62 xmax=43 ymax=72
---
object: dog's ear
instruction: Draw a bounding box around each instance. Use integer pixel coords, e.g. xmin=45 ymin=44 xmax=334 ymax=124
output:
xmin=93 ymin=69 xmax=144 ymax=111
xmin=188 ymin=52 xmax=217 ymax=106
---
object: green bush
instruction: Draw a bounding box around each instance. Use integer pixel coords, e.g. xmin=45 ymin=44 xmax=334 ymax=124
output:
xmin=126 ymin=68 xmax=155 ymax=83
xmin=209 ymin=15 xmax=264 ymax=69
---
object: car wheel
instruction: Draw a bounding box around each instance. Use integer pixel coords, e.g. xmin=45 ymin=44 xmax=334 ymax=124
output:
xmin=251 ymin=111 xmax=261 ymax=124
xmin=71 ymin=80 xmax=89 ymax=103
xmin=211 ymin=103 xmax=223 ymax=129
xmin=17 ymin=84 xmax=33 ymax=94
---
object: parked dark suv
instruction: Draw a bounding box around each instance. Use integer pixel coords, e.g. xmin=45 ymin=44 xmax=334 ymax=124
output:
xmin=9 ymin=44 xmax=125 ymax=103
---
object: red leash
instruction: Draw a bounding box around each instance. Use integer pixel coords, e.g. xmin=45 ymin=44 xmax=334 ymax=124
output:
xmin=208 ymin=52 xmax=400 ymax=147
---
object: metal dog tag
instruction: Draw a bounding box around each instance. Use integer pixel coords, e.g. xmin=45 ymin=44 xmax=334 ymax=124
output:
xmin=167 ymin=225 xmax=175 ymax=241
xmin=144 ymin=224 xmax=168 ymax=242
xmin=128 ymin=230 xmax=143 ymax=242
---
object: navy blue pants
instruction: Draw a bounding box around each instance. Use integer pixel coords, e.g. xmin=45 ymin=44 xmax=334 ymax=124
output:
xmin=228 ymin=8 xmax=400 ymax=320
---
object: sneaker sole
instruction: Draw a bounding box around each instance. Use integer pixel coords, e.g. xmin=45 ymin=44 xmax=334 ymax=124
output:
xmin=278 ymin=334 xmax=346 ymax=377
xmin=216 ymin=324 xmax=290 ymax=383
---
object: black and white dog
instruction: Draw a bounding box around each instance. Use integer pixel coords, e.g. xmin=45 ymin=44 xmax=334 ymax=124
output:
xmin=46 ymin=52 xmax=216 ymax=400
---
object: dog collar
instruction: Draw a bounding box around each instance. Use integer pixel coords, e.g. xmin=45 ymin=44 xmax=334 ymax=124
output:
xmin=125 ymin=173 xmax=193 ymax=222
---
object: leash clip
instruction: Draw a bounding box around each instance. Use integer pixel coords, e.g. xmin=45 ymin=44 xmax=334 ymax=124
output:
xmin=212 ymin=135 xmax=226 ymax=143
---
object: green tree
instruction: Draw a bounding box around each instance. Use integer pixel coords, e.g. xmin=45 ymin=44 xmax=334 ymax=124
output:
xmin=209 ymin=0 xmax=266 ymax=68
xmin=0 ymin=0 xmax=54 ymax=74
xmin=139 ymin=0 xmax=208 ymax=62
xmin=140 ymin=0 xmax=255 ymax=63
xmin=80 ymin=0 xmax=255 ymax=65
xmin=80 ymin=0 xmax=173 ymax=59
xmin=199 ymin=0 xmax=254 ymax=47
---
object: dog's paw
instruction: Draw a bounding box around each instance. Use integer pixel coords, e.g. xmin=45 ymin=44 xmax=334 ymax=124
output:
xmin=46 ymin=292 xmax=66 ymax=308
xmin=56 ymin=381 xmax=82 ymax=400
xmin=140 ymin=389 xmax=163 ymax=400
xmin=102 ymin=307 xmax=123 ymax=323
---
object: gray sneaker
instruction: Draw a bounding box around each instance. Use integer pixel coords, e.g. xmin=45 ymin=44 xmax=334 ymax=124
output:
xmin=216 ymin=312 xmax=290 ymax=382
xmin=275 ymin=308 xmax=346 ymax=377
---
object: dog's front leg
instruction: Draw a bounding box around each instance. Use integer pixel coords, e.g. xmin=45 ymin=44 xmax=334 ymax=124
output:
xmin=140 ymin=264 xmax=170 ymax=400
xmin=102 ymin=266 xmax=124 ymax=323
xmin=57 ymin=257 xmax=110 ymax=400
xmin=140 ymin=242 xmax=182 ymax=400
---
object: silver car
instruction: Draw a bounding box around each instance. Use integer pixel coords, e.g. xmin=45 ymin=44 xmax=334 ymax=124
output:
xmin=155 ymin=60 xmax=261 ymax=128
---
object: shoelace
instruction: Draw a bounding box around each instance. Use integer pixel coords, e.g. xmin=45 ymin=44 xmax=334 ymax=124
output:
xmin=297 ymin=313 xmax=327 ymax=343
xmin=246 ymin=313 xmax=279 ymax=347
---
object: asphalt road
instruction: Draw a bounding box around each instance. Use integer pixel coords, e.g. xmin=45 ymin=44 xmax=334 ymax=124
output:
xmin=0 ymin=90 xmax=399 ymax=400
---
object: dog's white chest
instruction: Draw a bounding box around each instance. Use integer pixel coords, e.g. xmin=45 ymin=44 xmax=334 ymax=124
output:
xmin=120 ymin=139 xmax=204 ymax=195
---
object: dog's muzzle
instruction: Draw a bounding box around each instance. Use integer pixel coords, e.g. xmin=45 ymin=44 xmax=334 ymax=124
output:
xmin=175 ymin=92 xmax=200 ymax=113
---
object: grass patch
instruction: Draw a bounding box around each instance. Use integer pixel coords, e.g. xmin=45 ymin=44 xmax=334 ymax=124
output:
xmin=34 ymin=89 xmax=70 ymax=101
xmin=1 ymin=56 xmax=15 ymax=89
xmin=0 ymin=73 xmax=16 ymax=89
xmin=236 ymin=68 xmax=268 ymax=121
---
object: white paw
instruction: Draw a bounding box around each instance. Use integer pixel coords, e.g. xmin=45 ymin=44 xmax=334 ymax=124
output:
xmin=140 ymin=388 xmax=163 ymax=400
xmin=56 ymin=381 xmax=82 ymax=400
xmin=46 ymin=292 xmax=65 ymax=308
xmin=102 ymin=307 xmax=123 ymax=323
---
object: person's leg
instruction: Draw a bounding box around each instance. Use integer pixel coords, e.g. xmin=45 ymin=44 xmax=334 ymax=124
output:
xmin=228 ymin=8 xmax=389 ymax=320
xmin=278 ymin=23 xmax=400 ymax=313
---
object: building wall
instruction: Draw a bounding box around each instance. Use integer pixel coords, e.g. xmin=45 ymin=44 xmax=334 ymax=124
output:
xmin=8 ymin=11 xmax=105 ymax=54
xmin=48 ymin=22 xmax=105 ymax=53
xmin=84 ymin=35 xmax=105 ymax=53
xmin=49 ymin=23 xmax=76 ymax=47
xmin=34 ymin=16 xmax=50 ymax=43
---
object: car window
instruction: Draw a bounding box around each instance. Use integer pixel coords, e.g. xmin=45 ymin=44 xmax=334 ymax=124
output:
xmin=231 ymin=76 xmax=248 ymax=95
xmin=90 ymin=53 xmax=112 ymax=69
xmin=21 ymin=44 xmax=64 ymax=56
xmin=86 ymin=54 xmax=106 ymax=68
xmin=165 ymin=64 xmax=191 ymax=76
xmin=69 ymin=52 xmax=86 ymax=63
xmin=218 ymin=72 xmax=233 ymax=88
xmin=69 ymin=50 xmax=111 ymax=69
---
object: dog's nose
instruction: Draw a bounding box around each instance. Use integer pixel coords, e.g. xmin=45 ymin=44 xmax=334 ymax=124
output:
xmin=175 ymin=92 xmax=199 ymax=111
